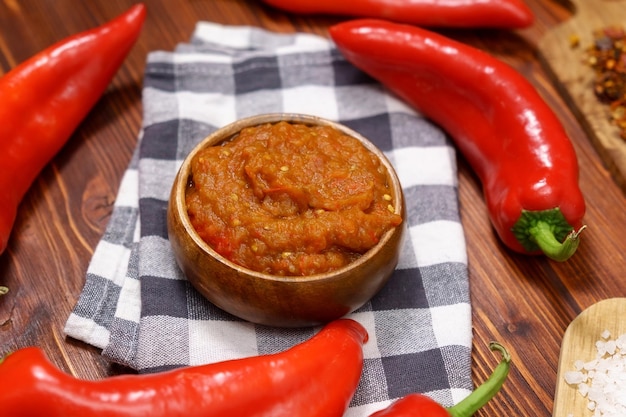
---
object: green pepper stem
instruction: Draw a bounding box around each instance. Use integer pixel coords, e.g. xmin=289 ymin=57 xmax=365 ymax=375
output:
xmin=447 ymin=342 xmax=511 ymax=417
xmin=511 ymin=208 xmax=586 ymax=262
xmin=0 ymin=286 xmax=8 ymax=296
xmin=530 ymin=223 xmax=586 ymax=262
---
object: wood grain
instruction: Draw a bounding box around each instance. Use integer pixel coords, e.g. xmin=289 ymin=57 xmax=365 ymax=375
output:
xmin=553 ymin=298 xmax=626 ymax=417
xmin=538 ymin=0 xmax=626 ymax=192
xmin=1 ymin=1 xmax=626 ymax=416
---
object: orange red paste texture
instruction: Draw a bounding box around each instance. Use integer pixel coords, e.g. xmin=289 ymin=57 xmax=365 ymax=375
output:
xmin=186 ymin=121 xmax=402 ymax=276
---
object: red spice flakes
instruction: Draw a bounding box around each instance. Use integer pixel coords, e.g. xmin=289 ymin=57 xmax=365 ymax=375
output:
xmin=585 ymin=26 xmax=626 ymax=140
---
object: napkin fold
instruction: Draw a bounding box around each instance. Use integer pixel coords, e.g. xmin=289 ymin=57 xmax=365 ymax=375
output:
xmin=65 ymin=22 xmax=472 ymax=415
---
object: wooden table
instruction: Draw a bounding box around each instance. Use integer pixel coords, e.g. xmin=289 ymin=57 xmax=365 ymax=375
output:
xmin=1 ymin=1 xmax=625 ymax=415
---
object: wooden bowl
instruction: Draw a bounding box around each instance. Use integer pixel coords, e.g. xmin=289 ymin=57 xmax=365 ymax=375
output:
xmin=167 ymin=113 xmax=405 ymax=327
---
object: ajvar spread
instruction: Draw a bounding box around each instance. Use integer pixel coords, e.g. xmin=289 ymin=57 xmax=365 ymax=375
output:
xmin=186 ymin=121 xmax=402 ymax=276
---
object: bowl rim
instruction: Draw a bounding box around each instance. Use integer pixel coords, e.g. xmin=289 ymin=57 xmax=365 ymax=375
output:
xmin=171 ymin=113 xmax=404 ymax=283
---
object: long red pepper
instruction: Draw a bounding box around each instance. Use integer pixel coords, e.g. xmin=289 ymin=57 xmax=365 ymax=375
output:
xmin=0 ymin=4 xmax=146 ymax=255
xmin=369 ymin=342 xmax=510 ymax=417
xmin=330 ymin=19 xmax=586 ymax=261
xmin=261 ymin=0 xmax=534 ymax=29
xmin=0 ymin=319 xmax=367 ymax=417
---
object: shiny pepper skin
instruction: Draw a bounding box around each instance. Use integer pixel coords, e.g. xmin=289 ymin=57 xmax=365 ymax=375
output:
xmin=260 ymin=0 xmax=534 ymax=29
xmin=0 ymin=4 xmax=146 ymax=255
xmin=330 ymin=19 xmax=587 ymax=261
xmin=0 ymin=319 xmax=368 ymax=417
xmin=371 ymin=395 xmax=454 ymax=417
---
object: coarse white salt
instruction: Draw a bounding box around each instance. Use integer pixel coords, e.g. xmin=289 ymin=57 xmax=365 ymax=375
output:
xmin=564 ymin=330 xmax=626 ymax=417
xmin=565 ymin=370 xmax=587 ymax=385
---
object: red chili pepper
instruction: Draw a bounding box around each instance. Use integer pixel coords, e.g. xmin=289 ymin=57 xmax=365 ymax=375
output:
xmin=261 ymin=0 xmax=533 ymax=29
xmin=330 ymin=19 xmax=586 ymax=261
xmin=0 ymin=319 xmax=367 ymax=417
xmin=0 ymin=4 xmax=147 ymax=255
xmin=369 ymin=342 xmax=510 ymax=417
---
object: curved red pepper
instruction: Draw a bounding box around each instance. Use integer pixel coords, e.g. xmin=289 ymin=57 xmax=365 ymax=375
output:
xmin=261 ymin=0 xmax=534 ymax=29
xmin=0 ymin=319 xmax=367 ymax=417
xmin=369 ymin=343 xmax=510 ymax=417
xmin=0 ymin=4 xmax=146 ymax=255
xmin=330 ymin=19 xmax=586 ymax=261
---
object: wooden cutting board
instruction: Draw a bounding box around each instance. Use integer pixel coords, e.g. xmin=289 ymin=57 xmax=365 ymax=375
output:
xmin=552 ymin=298 xmax=626 ymax=417
xmin=538 ymin=0 xmax=626 ymax=192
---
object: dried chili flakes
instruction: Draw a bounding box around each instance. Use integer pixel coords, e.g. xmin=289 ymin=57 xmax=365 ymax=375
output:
xmin=585 ymin=26 xmax=626 ymax=140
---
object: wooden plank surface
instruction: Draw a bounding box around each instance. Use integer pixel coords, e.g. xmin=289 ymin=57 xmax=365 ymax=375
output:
xmin=1 ymin=1 xmax=626 ymax=416
xmin=538 ymin=0 xmax=626 ymax=192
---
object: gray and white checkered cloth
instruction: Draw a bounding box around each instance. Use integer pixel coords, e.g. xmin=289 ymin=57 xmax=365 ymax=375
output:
xmin=65 ymin=22 xmax=472 ymax=415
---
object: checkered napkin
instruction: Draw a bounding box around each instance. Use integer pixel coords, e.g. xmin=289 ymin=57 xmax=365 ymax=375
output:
xmin=64 ymin=22 xmax=472 ymax=415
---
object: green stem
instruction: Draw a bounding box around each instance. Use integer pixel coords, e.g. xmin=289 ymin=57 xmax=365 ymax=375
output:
xmin=529 ymin=223 xmax=586 ymax=262
xmin=511 ymin=208 xmax=586 ymax=262
xmin=0 ymin=286 xmax=8 ymax=296
xmin=447 ymin=342 xmax=511 ymax=417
